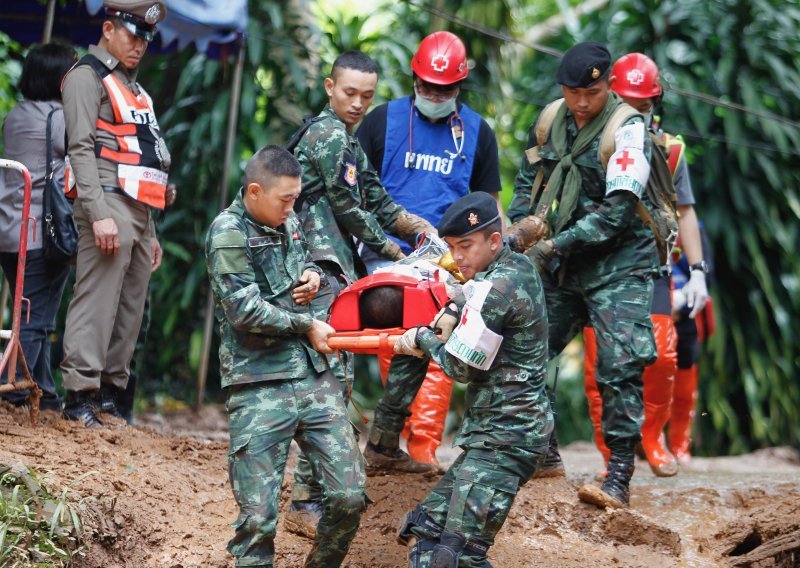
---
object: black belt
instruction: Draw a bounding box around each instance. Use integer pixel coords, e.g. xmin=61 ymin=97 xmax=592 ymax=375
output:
xmin=102 ymin=186 xmax=128 ymax=198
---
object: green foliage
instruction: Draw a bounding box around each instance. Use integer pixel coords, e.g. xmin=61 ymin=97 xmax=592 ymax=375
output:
xmin=596 ymin=0 xmax=800 ymax=453
xmin=0 ymin=468 xmax=83 ymax=567
xmin=0 ymin=34 xmax=23 ymax=155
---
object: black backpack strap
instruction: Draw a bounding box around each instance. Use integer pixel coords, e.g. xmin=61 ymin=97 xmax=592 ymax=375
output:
xmin=286 ymin=114 xmax=326 ymax=154
xmin=286 ymin=114 xmax=328 ymax=213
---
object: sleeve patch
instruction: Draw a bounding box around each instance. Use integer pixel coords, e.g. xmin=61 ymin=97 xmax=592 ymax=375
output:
xmin=211 ymin=231 xmax=246 ymax=248
xmin=210 ymin=231 xmax=248 ymax=275
xmin=614 ymin=122 xmax=645 ymax=152
xmin=341 ymin=161 xmax=358 ymax=187
xmin=606 ymin=148 xmax=650 ymax=199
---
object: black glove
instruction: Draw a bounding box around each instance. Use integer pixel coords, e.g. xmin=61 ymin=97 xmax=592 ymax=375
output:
xmin=528 ymin=240 xmax=560 ymax=275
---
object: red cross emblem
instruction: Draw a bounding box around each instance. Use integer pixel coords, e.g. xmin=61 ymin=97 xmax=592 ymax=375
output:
xmin=626 ymin=69 xmax=645 ymax=86
xmin=460 ymin=308 xmax=469 ymax=327
xmin=616 ymin=151 xmax=635 ymax=171
xmin=431 ymin=54 xmax=449 ymax=72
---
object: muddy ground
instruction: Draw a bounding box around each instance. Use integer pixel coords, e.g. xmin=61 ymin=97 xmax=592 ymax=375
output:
xmin=1 ymin=403 xmax=798 ymax=567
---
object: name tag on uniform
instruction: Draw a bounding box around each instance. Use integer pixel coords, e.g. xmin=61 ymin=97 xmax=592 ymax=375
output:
xmin=248 ymin=236 xmax=281 ymax=248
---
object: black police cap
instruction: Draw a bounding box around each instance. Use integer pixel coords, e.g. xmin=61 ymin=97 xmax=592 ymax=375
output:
xmin=557 ymin=41 xmax=611 ymax=88
xmin=438 ymin=192 xmax=500 ymax=238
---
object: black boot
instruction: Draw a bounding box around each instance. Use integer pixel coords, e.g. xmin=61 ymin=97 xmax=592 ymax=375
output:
xmin=578 ymin=456 xmax=634 ymax=509
xmin=284 ymin=499 xmax=323 ymax=540
xmin=98 ymin=383 xmax=125 ymax=420
xmin=62 ymin=390 xmax=102 ymax=428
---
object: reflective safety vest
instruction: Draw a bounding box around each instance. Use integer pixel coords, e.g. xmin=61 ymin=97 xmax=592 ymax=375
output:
xmin=66 ymin=54 xmax=169 ymax=208
xmin=662 ymin=132 xmax=686 ymax=179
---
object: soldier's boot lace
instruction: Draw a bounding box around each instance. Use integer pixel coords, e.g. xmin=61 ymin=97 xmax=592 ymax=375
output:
xmin=364 ymin=442 xmax=439 ymax=476
xmin=284 ymin=499 xmax=323 ymax=540
xmin=578 ymin=457 xmax=634 ymax=509
xmin=62 ymin=390 xmax=103 ymax=428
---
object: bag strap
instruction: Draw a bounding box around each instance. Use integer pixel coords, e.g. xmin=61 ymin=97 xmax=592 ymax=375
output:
xmin=45 ymin=107 xmax=60 ymax=181
xmin=598 ymin=103 xmax=639 ymax=168
xmin=286 ymin=114 xmax=326 ymax=154
xmin=43 ymin=107 xmax=61 ymax=219
xmin=525 ymin=98 xmax=564 ymax=213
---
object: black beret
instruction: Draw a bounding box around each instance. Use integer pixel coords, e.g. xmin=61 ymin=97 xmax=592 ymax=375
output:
xmin=438 ymin=192 xmax=500 ymax=238
xmin=556 ymin=41 xmax=611 ymax=88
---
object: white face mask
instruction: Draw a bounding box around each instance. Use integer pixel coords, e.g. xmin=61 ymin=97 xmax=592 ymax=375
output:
xmin=413 ymin=88 xmax=457 ymax=120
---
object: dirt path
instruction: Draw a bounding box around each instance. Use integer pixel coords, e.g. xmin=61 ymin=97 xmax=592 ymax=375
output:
xmin=1 ymin=404 xmax=798 ymax=567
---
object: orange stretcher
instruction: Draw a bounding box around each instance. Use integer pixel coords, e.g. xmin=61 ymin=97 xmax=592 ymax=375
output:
xmin=0 ymin=159 xmax=42 ymax=422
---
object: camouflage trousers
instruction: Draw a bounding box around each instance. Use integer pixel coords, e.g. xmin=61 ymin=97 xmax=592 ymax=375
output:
xmin=292 ymin=263 xmax=356 ymax=502
xmin=291 ymin=352 xmax=353 ymax=501
xmin=543 ymin=268 xmax=657 ymax=458
xmin=403 ymin=444 xmax=548 ymax=567
xmin=369 ymin=354 xmax=429 ymax=448
xmin=225 ymin=370 xmax=365 ymax=567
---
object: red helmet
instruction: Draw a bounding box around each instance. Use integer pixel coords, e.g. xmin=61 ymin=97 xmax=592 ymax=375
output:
xmin=610 ymin=53 xmax=662 ymax=99
xmin=411 ymin=31 xmax=469 ymax=85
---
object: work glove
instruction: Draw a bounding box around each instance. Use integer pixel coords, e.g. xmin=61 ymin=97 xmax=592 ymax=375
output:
xmin=393 ymin=213 xmax=437 ymax=248
xmin=394 ymin=326 xmax=427 ymax=358
xmin=430 ymin=303 xmax=459 ymax=340
xmin=527 ymin=239 xmax=557 ymax=274
xmin=683 ymin=270 xmax=708 ymax=318
xmin=380 ymin=240 xmax=406 ymax=261
xmin=506 ymin=215 xmax=548 ymax=253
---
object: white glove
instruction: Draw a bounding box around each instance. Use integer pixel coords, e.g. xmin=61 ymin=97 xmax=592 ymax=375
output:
xmin=683 ymin=270 xmax=709 ymax=318
xmin=672 ymin=288 xmax=687 ymax=314
xmin=394 ymin=327 xmax=426 ymax=358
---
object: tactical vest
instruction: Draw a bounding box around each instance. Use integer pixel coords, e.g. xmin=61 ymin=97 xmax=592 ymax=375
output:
xmin=66 ymin=54 xmax=169 ymax=209
xmin=381 ymin=97 xmax=480 ymax=251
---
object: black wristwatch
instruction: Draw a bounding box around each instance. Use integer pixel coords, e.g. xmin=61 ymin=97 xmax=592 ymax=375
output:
xmin=690 ymin=261 xmax=708 ymax=274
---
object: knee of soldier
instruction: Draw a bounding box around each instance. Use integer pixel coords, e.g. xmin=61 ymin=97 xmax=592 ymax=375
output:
xmin=325 ymin=489 xmax=365 ymax=517
xmin=596 ymin=327 xmax=657 ymax=379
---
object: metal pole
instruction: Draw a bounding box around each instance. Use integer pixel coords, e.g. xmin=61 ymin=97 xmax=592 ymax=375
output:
xmin=42 ymin=0 xmax=57 ymax=44
xmin=195 ymin=42 xmax=246 ymax=411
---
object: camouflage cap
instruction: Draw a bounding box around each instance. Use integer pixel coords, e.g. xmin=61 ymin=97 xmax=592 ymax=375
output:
xmin=104 ymin=0 xmax=167 ymax=41
xmin=557 ymin=41 xmax=611 ymax=88
xmin=438 ymin=192 xmax=500 ymax=238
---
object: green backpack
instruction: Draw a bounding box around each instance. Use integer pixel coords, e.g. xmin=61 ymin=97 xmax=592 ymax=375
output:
xmin=528 ymin=98 xmax=679 ymax=265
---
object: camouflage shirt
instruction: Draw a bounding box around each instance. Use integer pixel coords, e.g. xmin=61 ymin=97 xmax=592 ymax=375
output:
xmin=508 ymin=107 xmax=658 ymax=280
xmin=416 ymin=246 xmax=554 ymax=448
xmin=294 ymin=105 xmax=406 ymax=282
xmin=205 ymin=191 xmax=327 ymax=388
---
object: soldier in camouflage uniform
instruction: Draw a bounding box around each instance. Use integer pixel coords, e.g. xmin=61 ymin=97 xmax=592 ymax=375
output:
xmin=394 ymin=192 xmax=554 ymax=568
xmin=506 ymin=42 xmax=658 ymax=509
xmin=287 ymin=50 xmax=434 ymax=534
xmin=205 ymin=145 xmax=365 ymax=567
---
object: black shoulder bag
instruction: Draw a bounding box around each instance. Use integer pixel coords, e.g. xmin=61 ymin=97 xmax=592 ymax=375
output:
xmin=42 ymin=107 xmax=78 ymax=261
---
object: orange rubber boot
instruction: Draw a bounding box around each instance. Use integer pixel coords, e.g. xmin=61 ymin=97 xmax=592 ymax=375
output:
xmin=404 ymin=361 xmax=453 ymax=466
xmin=641 ymin=314 xmax=679 ymax=477
xmin=377 ymin=349 xmax=452 ymax=466
xmin=669 ymin=365 xmax=698 ymax=464
xmin=583 ymin=327 xmax=610 ymax=467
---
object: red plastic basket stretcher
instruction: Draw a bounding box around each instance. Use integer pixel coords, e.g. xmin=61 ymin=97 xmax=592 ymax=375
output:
xmin=326 ymin=272 xmax=449 ymax=354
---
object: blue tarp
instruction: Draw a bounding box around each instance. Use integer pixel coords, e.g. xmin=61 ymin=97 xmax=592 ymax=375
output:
xmin=0 ymin=0 xmax=247 ymax=56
